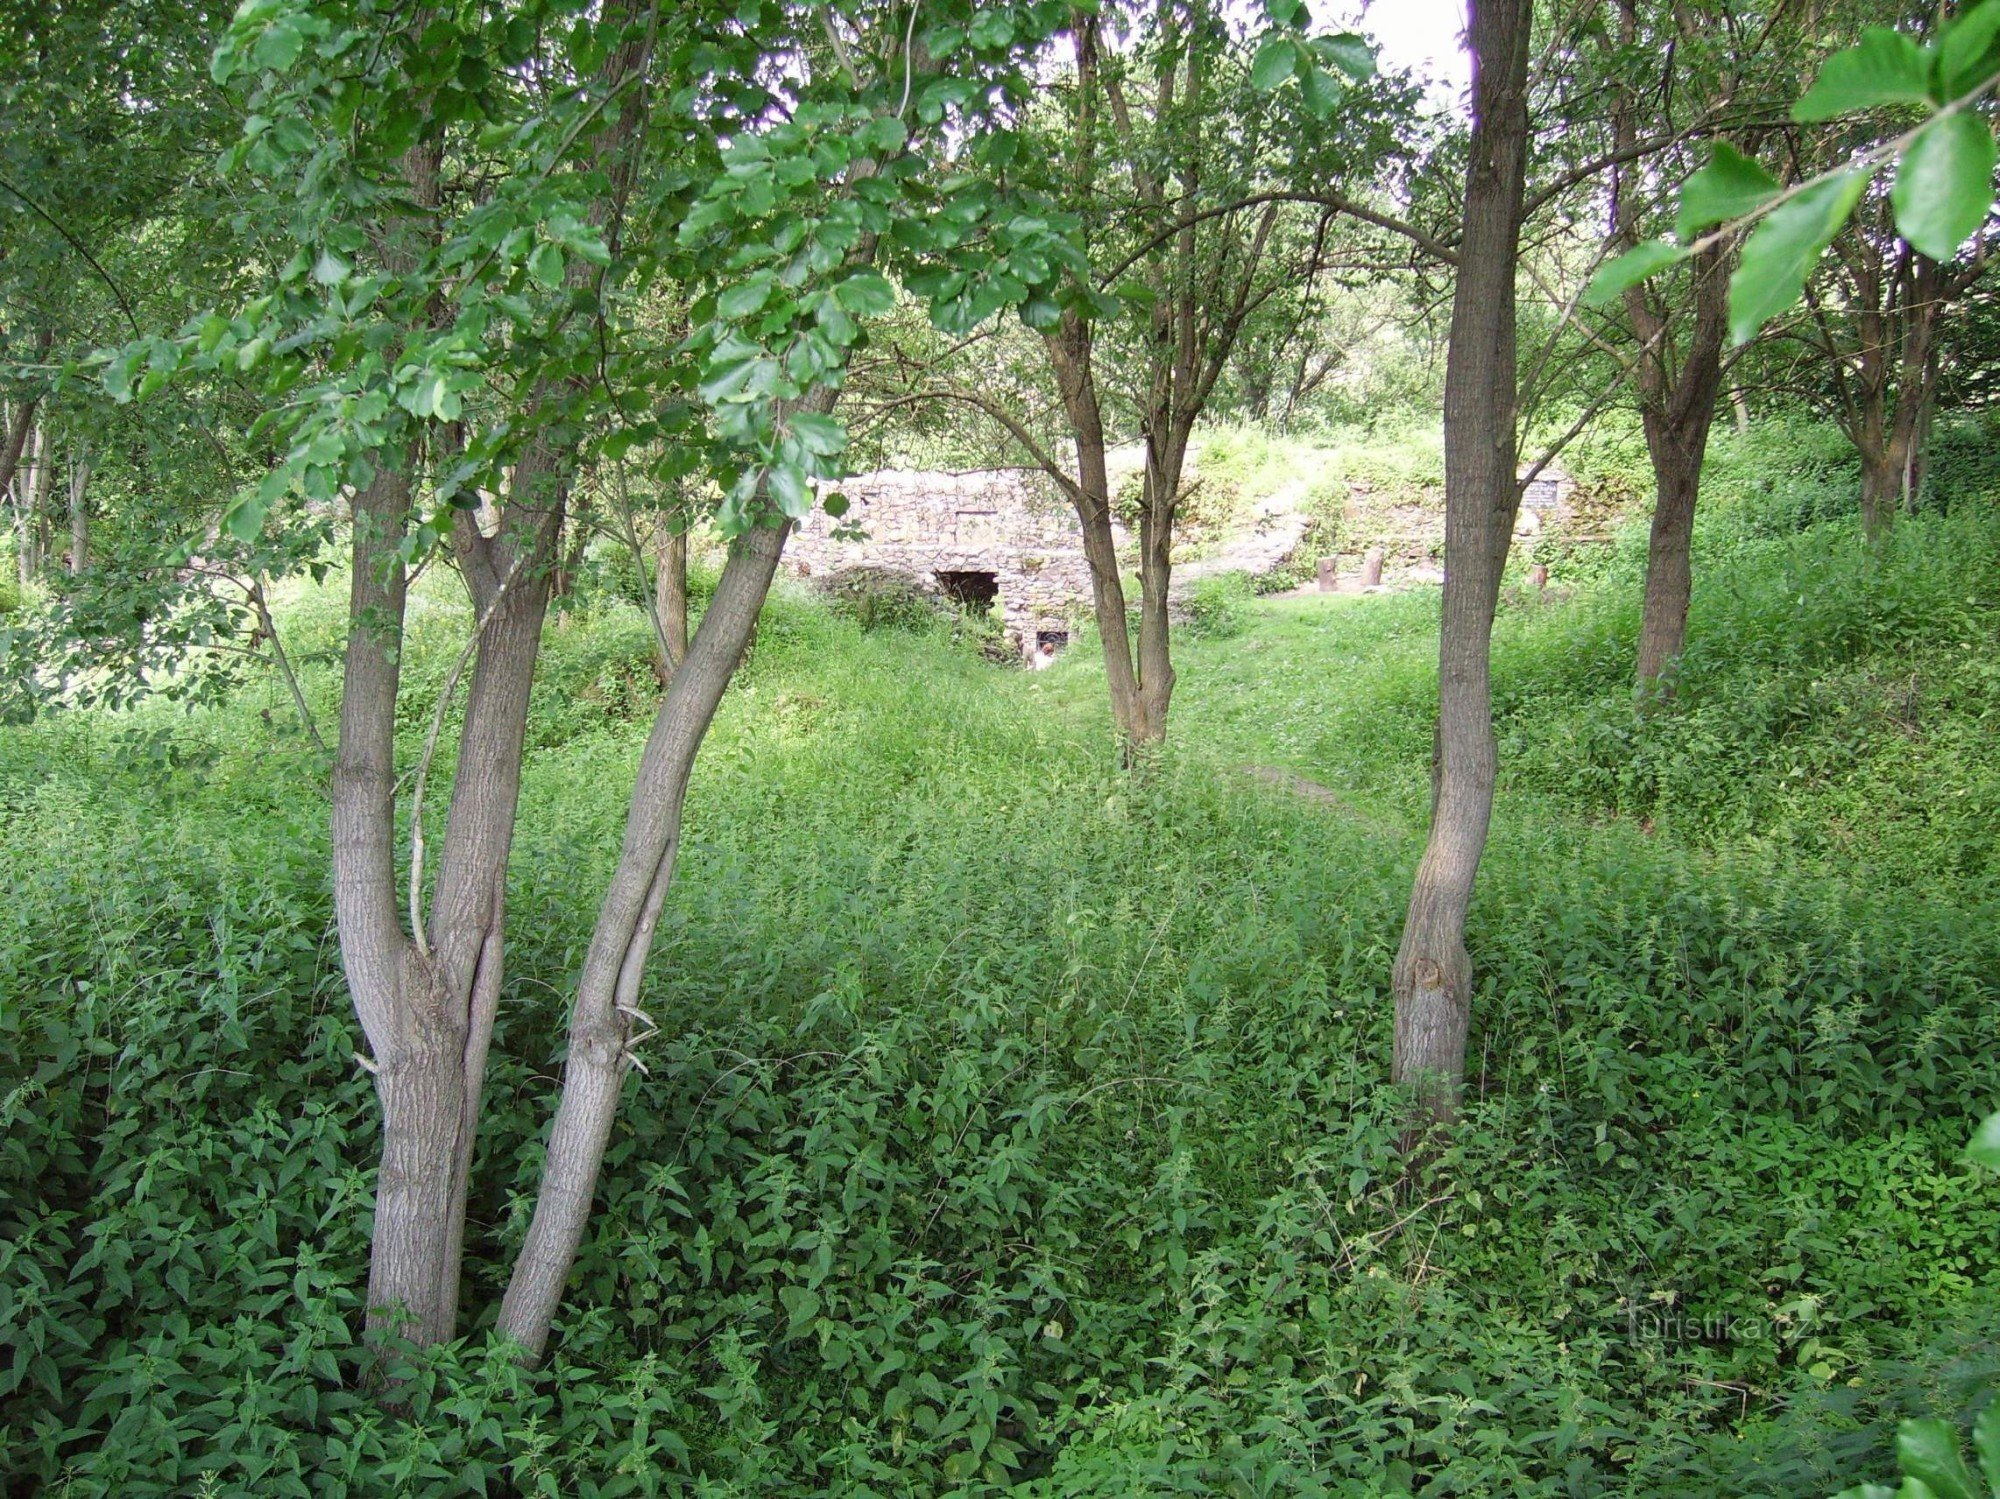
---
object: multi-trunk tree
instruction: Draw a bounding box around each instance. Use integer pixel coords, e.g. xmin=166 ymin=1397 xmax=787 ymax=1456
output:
xmin=110 ymin=0 xmax=1086 ymax=1363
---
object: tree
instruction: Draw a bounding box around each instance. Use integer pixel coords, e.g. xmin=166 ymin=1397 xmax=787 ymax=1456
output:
xmin=116 ymin=0 xmax=1084 ymax=1362
xmin=1799 ymin=190 xmax=1984 ymax=538
xmin=1388 ymin=0 xmax=1531 ymax=1122
xmin=1597 ymin=1 xmax=1771 ymax=693
xmin=870 ymin=0 xmax=1402 ymax=751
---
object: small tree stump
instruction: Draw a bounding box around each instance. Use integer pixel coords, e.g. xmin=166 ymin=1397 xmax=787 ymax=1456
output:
xmin=1315 ymin=556 xmax=1337 ymax=592
xmin=1529 ymin=563 xmax=1548 ymax=589
xmin=1360 ymin=547 xmax=1385 ymax=588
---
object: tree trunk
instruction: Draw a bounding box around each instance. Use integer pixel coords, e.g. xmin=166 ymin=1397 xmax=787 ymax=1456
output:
xmin=653 ymin=523 xmax=689 ymax=685
xmin=0 ymin=334 xmax=53 ymax=573
xmin=1388 ymin=0 xmax=1531 ymax=1125
xmin=67 ymin=448 xmax=90 ymax=573
xmin=1131 ymin=427 xmax=1192 ymax=747
xmin=1730 ymin=387 xmax=1751 ymax=434
xmin=1632 ymin=252 xmax=1728 ymax=696
xmin=497 ymin=509 xmax=795 ymax=1363
xmin=332 ymin=462 xmax=433 ymax=1339
xmin=1858 ymin=434 xmax=1897 ymax=543
xmin=21 ymin=422 xmax=48 ymax=581
xmin=1634 ymin=446 xmax=1700 ymax=691
xmin=1046 ymin=318 xmax=1147 ymax=745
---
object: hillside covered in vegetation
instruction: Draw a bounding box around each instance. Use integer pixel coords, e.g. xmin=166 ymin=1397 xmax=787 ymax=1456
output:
xmin=6 ymin=419 xmax=1998 ymax=1494
xmin=8 ymin=0 xmax=2000 ymax=1494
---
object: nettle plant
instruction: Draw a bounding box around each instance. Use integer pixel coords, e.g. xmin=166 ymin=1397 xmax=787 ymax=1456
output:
xmin=1592 ymin=2 xmax=2000 ymax=343
xmin=1826 ymin=1115 xmax=2000 ymax=1499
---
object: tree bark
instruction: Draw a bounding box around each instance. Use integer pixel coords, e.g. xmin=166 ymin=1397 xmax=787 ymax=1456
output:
xmin=66 ymin=446 xmax=90 ymax=573
xmin=653 ymin=522 xmax=689 ymax=685
xmin=341 ymin=455 xmax=563 ymax=1349
xmin=1389 ymin=0 xmax=1531 ymax=1125
xmin=1631 ymin=251 xmax=1728 ymax=695
xmin=1046 ymin=316 xmax=1147 ymax=744
xmin=497 ymin=504 xmax=798 ymax=1363
xmin=20 ymin=421 xmax=48 ymax=581
xmin=332 ymin=1 xmax=652 ymax=1350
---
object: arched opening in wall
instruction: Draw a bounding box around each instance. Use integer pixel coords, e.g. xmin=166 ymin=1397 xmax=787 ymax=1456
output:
xmin=936 ymin=570 xmax=999 ymax=612
xmin=1035 ymin=630 xmax=1068 ymax=652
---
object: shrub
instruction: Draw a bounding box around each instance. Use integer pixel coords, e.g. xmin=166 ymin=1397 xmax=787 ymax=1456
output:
xmin=1182 ymin=570 xmax=1255 ymax=638
xmin=814 ymin=565 xmax=946 ymax=633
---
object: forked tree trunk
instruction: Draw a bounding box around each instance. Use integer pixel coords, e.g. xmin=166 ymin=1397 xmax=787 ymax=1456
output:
xmin=1840 ymin=245 xmax=1944 ymax=544
xmin=332 ymin=8 xmax=650 ymax=1350
xmin=1389 ymin=0 xmax=1531 ymax=1124
xmin=497 ymin=505 xmax=799 ymax=1362
xmin=333 ymin=436 xmax=565 ymax=1348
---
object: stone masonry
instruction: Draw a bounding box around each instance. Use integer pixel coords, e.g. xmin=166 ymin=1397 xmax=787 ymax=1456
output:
xmin=789 ymin=469 xmax=1118 ymax=657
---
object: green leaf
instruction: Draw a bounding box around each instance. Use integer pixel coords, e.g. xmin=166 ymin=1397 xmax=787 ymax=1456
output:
xmin=1967 ymin=1110 xmax=2000 ymax=1170
xmin=767 ymin=461 xmax=810 ymax=518
xmin=1727 ymin=169 xmax=1873 ymax=344
xmin=1794 ymin=28 xmax=1936 ymax=121
xmin=1973 ymin=1400 xmax=1999 ymax=1497
xmin=832 ymin=270 xmax=896 ymax=317
xmin=867 ymin=116 xmax=908 ymax=156
xmin=1316 ymin=33 xmax=1376 ymax=84
xmin=1676 ymin=143 xmax=1780 ymax=240
xmin=1828 ymin=1488 xmax=1896 ymax=1499
xmin=1585 ymin=240 xmax=1689 ymax=307
xmin=1941 ymin=0 xmax=2000 ymax=98
xmin=1899 ymin=1419 xmax=1980 ymax=1499
xmin=1893 ymin=114 xmax=1997 ymax=260
xmin=1019 ymin=291 xmax=1061 ymax=330
xmin=778 ymin=1285 xmax=820 ymax=1334
xmin=251 ymin=15 xmax=307 ymax=72
xmin=527 ymin=242 xmax=564 ymax=289
xmin=224 ymin=492 xmax=268 ymax=542
xmin=1250 ymin=36 xmax=1297 ymax=92
xmin=717 ymin=274 xmax=775 ymax=319
xmin=788 ymin=411 xmax=846 ymax=457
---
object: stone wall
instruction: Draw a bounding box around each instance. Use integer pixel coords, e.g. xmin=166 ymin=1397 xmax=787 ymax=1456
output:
xmin=789 ymin=469 xmax=1117 ymax=656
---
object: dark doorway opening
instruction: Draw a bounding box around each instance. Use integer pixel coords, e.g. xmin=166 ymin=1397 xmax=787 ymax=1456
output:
xmin=936 ymin=570 xmax=999 ymax=612
xmin=1035 ymin=630 xmax=1069 ymax=651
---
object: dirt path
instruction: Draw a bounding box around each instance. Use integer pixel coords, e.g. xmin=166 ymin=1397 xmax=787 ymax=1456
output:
xmin=1234 ymin=764 xmax=1408 ymax=836
xmin=1170 ymin=479 xmax=1313 ymax=597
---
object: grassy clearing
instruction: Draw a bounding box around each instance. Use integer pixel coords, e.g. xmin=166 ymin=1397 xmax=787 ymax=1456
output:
xmin=2 ymin=434 xmax=1997 ymax=1494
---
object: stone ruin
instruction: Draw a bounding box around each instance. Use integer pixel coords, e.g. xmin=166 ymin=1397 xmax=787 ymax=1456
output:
xmin=1513 ymin=463 xmax=1576 ymax=536
xmin=788 ymin=468 xmax=1116 ymax=659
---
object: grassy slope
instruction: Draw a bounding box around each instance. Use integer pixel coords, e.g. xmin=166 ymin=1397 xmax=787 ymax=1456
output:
xmin=2 ymin=426 xmax=1998 ymax=1495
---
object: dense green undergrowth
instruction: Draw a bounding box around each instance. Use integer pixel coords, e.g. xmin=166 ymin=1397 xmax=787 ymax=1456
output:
xmin=3 ymin=420 xmax=1998 ymax=1495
